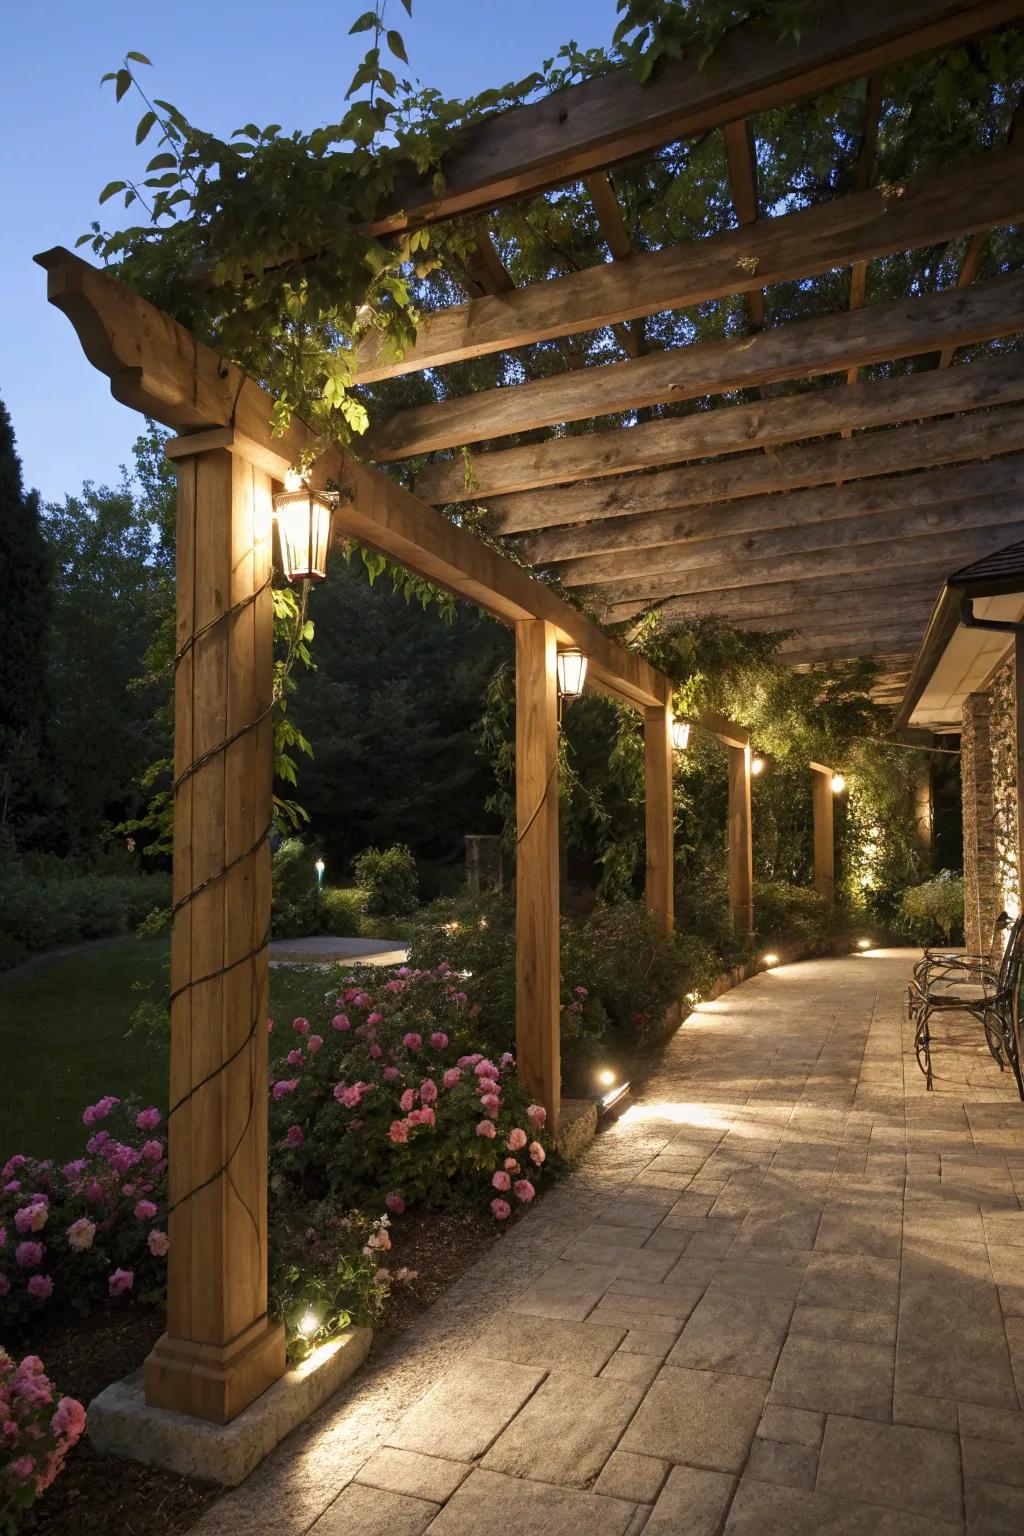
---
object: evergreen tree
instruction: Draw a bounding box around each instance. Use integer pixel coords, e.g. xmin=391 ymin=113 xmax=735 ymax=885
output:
xmin=0 ymin=397 xmax=52 ymax=849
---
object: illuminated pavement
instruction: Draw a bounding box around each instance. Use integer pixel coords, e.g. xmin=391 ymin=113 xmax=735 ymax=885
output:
xmin=198 ymin=949 xmax=1024 ymax=1536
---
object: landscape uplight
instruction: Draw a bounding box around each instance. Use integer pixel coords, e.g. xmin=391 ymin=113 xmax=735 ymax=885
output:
xmin=598 ymin=1068 xmax=617 ymax=1088
xmin=273 ymin=471 xmax=335 ymax=583
xmin=314 ymin=858 xmax=325 ymax=887
xmin=298 ymin=1308 xmax=320 ymax=1337
xmin=556 ymin=647 xmax=588 ymax=702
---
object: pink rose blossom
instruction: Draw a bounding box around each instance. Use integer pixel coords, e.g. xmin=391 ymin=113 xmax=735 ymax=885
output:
xmin=84 ymin=1181 xmax=104 ymax=1204
xmin=286 ymin=1049 xmax=305 ymax=1067
xmin=513 ymin=1179 xmax=536 ymax=1203
xmin=385 ymin=1192 xmax=406 ymax=1214
xmin=354 ymin=992 xmax=373 ymax=1009
xmin=384 ymin=979 xmax=405 ymax=995
xmin=526 ymin=1104 xmax=547 ymax=1128
xmin=442 ymin=1068 xmax=462 ymax=1090
xmin=529 ymin=1141 xmax=546 ymax=1166
xmin=491 ymin=1171 xmax=511 ymax=1192
xmin=429 ymin=1031 xmax=449 ymax=1049
xmin=66 ymin=1218 xmax=96 ymax=1252
xmin=480 ymin=1094 xmax=500 ymax=1115
xmin=27 ymin=1275 xmax=53 ymax=1301
xmin=141 ymin=1139 xmax=163 ymax=1163
xmin=134 ymin=1200 xmax=158 ymax=1221
xmin=3 ymin=1181 xmax=20 ymax=1195
xmin=51 ymin=1397 xmax=86 ymax=1443
xmin=14 ymin=1205 xmax=47 ymax=1235
xmin=457 ymin=1053 xmax=481 ymax=1068
xmin=500 ymin=1051 xmax=515 ymax=1068
xmin=476 ymin=1120 xmax=497 ymax=1140
xmin=293 ymin=1016 xmax=309 ymax=1035
xmin=332 ymin=1013 xmax=351 ymax=1031
xmin=368 ymin=1043 xmax=383 ymax=1059
xmin=388 ymin=1120 xmax=409 ymax=1144
xmin=307 ymin=1033 xmax=323 ymax=1054
xmin=367 ymin=1011 xmax=384 ymax=1027
xmin=285 ymin=1125 xmax=304 ymax=1149
xmin=382 ymin=1065 xmax=400 ymax=1082
xmin=15 ymin=1242 xmax=43 ymax=1270
xmin=136 ymin=1107 xmax=161 ymax=1132
xmin=9 ymin=1456 xmax=34 ymax=1485
xmin=337 ymin=1083 xmax=367 ymax=1110
xmin=272 ymin=1079 xmax=298 ymax=1100
xmin=267 ymin=1018 xmax=275 ymax=1034
xmin=399 ymin=1088 xmax=416 ymax=1112
xmin=436 ymin=962 xmax=451 ymax=976
xmin=419 ymin=1079 xmax=438 ymax=1105
xmin=490 ymin=1198 xmax=511 ymax=1220
xmin=504 ymin=1157 xmax=520 ymax=1172
xmin=147 ymin=1230 xmax=169 ymax=1257
xmin=108 ymin=1268 xmax=134 ymax=1298
xmin=574 ymin=985 xmax=589 ymax=998
xmin=474 ymin=1060 xmax=499 ymax=1080
xmin=507 ymin=1128 xmax=527 ymax=1151
xmin=402 ymin=1032 xmax=422 ymax=1051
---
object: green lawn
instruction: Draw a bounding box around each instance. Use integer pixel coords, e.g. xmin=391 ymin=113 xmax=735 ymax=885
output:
xmin=0 ymin=940 xmax=347 ymax=1164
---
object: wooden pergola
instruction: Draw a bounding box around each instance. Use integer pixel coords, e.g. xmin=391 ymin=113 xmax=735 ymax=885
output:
xmin=36 ymin=0 xmax=1024 ymax=1428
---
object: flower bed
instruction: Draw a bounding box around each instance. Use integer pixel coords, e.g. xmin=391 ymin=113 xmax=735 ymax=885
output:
xmin=1 ymin=1351 xmax=86 ymax=1531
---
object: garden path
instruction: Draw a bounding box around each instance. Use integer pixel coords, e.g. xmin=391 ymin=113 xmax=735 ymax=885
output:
xmin=197 ymin=949 xmax=1024 ymax=1536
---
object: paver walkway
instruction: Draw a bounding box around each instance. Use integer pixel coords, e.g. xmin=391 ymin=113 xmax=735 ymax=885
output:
xmin=199 ymin=949 xmax=1024 ymax=1536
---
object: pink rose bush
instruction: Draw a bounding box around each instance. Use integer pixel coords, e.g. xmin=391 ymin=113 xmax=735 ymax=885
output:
xmin=0 ymin=1350 xmax=85 ymax=1528
xmin=0 ymin=1102 xmax=167 ymax=1327
xmin=269 ymin=966 xmax=554 ymax=1221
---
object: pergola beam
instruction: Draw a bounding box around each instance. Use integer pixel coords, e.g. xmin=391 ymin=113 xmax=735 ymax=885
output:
xmin=503 ymin=408 xmax=1024 ymax=542
xmin=358 ymin=0 xmax=1024 ymax=236
xmin=621 ymin=567 xmax=962 ymax=627
xmin=415 ymin=353 xmax=1024 ymax=504
xmin=35 ymin=247 xmax=669 ymax=714
xmin=366 ymin=272 xmax=1024 ymax=459
xmin=358 ymin=147 xmax=1024 ymax=385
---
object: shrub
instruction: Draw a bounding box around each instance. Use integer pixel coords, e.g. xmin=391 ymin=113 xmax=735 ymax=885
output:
xmin=754 ymin=881 xmax=848 ymax=952
xmin=0 ymin=864 xmax=171 ymax=968
xmin=0 ymin=1099 xmax=168 ymax=1329
xmin=268 ymin=965 xmax=555 ymax=1221
xmin=0 ymin=1351 xmax=86 ymax=1531
xmin=271 ymin=838 xmax=322 ymax=937
xmin=352 ymin=844 xmax=419 ymax=916
xmin=899 ymin=872 xmax=965 ymax=945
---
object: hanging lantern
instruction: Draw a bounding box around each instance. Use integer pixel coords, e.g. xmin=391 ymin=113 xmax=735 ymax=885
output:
xmin=751 ymin=754 xmax=766 ymax=776
xmin=273 ymin=473 xmax=335 ymax=583
xmin=831 ymin=773 xmax=846 ymax=794
xmin=671 ymin=719 xmax=691 ymax=752
xmin=556 ymin=648 xmax=588 ymax=701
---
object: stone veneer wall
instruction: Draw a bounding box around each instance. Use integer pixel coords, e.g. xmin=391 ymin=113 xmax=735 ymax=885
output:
xmin=961 ymin=690 xmax=997 ymax=954
xmin=989 ymin=657 xmax=1021 ymax=926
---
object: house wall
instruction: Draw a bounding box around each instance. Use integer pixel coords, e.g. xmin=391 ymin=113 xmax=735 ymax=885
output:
xmin=961 ymin=657 xmax=1020 ymax=953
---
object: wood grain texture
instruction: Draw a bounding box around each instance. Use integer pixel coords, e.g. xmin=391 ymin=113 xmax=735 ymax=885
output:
xmin=644 ymin=705 xmax=675 ymax=936
xmin=728 ymin=745 xmax=754 ymax=934
xmin=515 ymin=620 xmax=561 ymax=1134
xmin=811 ymin=767 xmax=836 ymax=901
xmin=361 ymin=148 xmax=1024 ymax=384
xmin=366 ymin=273 xmax=1024 ymax=459
xmin=415 ymin=354 xmax=1024 ymax=504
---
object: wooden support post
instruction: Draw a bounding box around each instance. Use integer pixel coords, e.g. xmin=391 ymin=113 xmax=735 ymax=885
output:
xmin=728 ymin=744 xmax=754 ymax=934
xmin=144 ymin=444 xmax=285 ymax=1423
xmin=811 ymin=765 xmax=836 ymax=903
xmin=644 ymin=704 xmax=675 ymax=935
xmin=1015 ymin=634 xmax=1024 ymax=916
xmin=515 ymin=620 xmax=561 ymax=1136
xmin=913 ymin=761 xmax=934 ymax=872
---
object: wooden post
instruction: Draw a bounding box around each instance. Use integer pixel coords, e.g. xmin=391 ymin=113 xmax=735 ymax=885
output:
xmin=1015 ymin=633 xmax=1024 ymax=917
xmin=515 ymin=620 xmax=561 ymax=1136
xmin=644 ymin=704 xmax=675 ymax=935
xmin=913 ymin=761 xmax=934 ymax=871
xmin=144 ymin=444 xmax=285 ymax=1423
xmin=728 ymin=743 xmax=754 ymax=934
xmin=810 ymin=764 xmax=836 ymax=902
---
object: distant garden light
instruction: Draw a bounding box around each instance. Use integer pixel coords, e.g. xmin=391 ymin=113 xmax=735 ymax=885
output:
xmin=314 ymin=858 xmax=325 ymax=888
xmin=671 ymin=719 xmax=691 ymax=752
xmin=762 ymin=953 xmax=780 ymax=968
xmin=556 ymin=647 xmax=588 ymax=702
xmin=751 ymin=755 xmax=766 ymax=776
xmin=273 ymin=470 xmax=335 ymax=583
xmin=856 ymin=938 xmax=872 ymax=950
xmin=831 ymin=773 xmax=847 ymax=794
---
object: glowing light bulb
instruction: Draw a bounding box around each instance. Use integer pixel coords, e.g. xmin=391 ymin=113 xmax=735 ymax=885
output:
xmin=831 ymin=773 xmax=846 ymax=794
xmin=762 ymin=953 xmax=779 ymax=968
xmin=298 ymin=1309 xmax=319 ymax=1337
xmin=598 ymin=1069 xmax=616 ymax=1088
xmin=751 ymin=755 xmax=766 ymax=776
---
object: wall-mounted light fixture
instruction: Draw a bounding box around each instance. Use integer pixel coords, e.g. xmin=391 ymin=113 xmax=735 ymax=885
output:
xmin=751 ymin=754 xmax=766 ymax=776
xmin=671 ymin=719 xmax=691 ymax=752
xmin=273 ymin=470 xmax=336 ymax=583
xmin=831 ymin=773 xmax=846 ymax=794
xmin=556 ymin=647 xmax=588 ymax=703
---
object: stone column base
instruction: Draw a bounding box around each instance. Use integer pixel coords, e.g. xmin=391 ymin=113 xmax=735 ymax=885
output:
xmin=89 ymin=1325 xmax=372 ymax=1486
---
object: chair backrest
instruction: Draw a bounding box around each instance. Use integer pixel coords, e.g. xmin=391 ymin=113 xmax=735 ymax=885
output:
xmin=989 ymin=911 xmax=1013 ymax=973
xmin=998 ymin=914 xmax=1024 ymax=994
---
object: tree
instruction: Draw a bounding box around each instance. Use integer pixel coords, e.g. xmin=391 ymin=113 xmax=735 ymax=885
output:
xmin=0 ymin=397 xmax=52 ymax=850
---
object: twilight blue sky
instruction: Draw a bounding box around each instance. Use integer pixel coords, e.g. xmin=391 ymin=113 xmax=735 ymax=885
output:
xmin=0 ymin=0 xmax=618 ymax=504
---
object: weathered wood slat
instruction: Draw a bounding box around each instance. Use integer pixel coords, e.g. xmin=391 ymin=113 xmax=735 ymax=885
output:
xmin=618 ymin=568 xmax=954 ymax=626
xmin=592 ymin=520 xmax=1024 ymax=609
xmin=781 ymin=637 xmax=923 ymax=662
xmin=366 ymin=273 xmax=1024 ymax=459
xmin=360 ymin=0 xmax=1024 ymax=236
xmin=360 ymin=147 xmax=1024 ymax=384
xmin=722 ymin=593 xmax=940 ymax=633
xmin=503 ymin=406 xmax=1024 ymax=543
xmin=537 ymin=456 xmax=1024 ymax=576
xmin=416 ymin=354 xmax=1024 ymax=504
xmin=35 ymin=247 xmax=669 ymax=713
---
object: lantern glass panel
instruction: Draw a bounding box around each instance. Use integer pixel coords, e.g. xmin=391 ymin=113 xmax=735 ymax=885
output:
xmin=671 ymin=719 xmax=691 ymax=751
xmin=273 ymin=489 xmax=333 ymax=583
xmin=556 ymin=648 xmax=588 ymax=699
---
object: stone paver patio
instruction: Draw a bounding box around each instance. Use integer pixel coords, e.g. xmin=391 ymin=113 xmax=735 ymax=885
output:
xmin=197 ymin=949 xmax=1024 ymax=1536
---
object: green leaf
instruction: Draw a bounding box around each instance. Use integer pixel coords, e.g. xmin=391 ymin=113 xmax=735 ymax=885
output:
xmin=146 ymin=151 xmax=177 ymax=170
xmin=115 ymin=68 xmax=132 ymax=101
xmin=349 ymin=10 xmax=378 ymax=33
xmin=98 ymin=180 xmax=127 ymax=204
xmin=400 ymin=0 xmax=412 ymax=12
xmin=135 ymin=110 xmax=157 ymax=144
xmin=386 ymin=29 xmax=408 ymax=63
xmin=125 ymin=50 xmax=152 ymax=65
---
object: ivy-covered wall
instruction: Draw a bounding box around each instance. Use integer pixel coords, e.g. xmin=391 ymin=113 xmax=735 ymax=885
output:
xmin=961 ymin=661 xmax=1020 ymax=953
xmin=989 ymin=658 xmax=1021 ymax=924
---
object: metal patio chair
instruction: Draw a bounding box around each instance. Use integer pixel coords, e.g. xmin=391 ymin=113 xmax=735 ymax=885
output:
xmin=909 ymin=915 xmax=1024 ymax=1092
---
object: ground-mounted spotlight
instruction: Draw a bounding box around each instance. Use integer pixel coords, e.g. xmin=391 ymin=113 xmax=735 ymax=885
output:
xmin=596 ymin=1067 xmax=631 ymax=1116
xmin=856 ymin=938 xmax=873 ymax=950
xmin=762 ymin=953 xmax=780 ymax=968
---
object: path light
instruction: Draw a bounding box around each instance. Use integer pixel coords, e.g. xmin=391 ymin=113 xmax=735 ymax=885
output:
xmin=751 ymin=754 xmax=766 ymax=776
xmin=314 ymin=858 xmax=325 ymax=888
xmin=273 ymin=470 xmax=335 ymax=583
xmin=556 ymin=647 xmax=588 ymax=702
xmin=831 ymin=773 xmax=847 ymax=794
xmin=598 ymin=1068 xmax=617 ymax=1088
xmin=297 ymin=1308 xmax=320 ymax=1338
xmin=671 ymin=719 xmax=691 ymax=752
xmin=762 ymin=953 xmax=780 ymax=968
xmin=856 ymin=938 xmax=872 ymax=950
